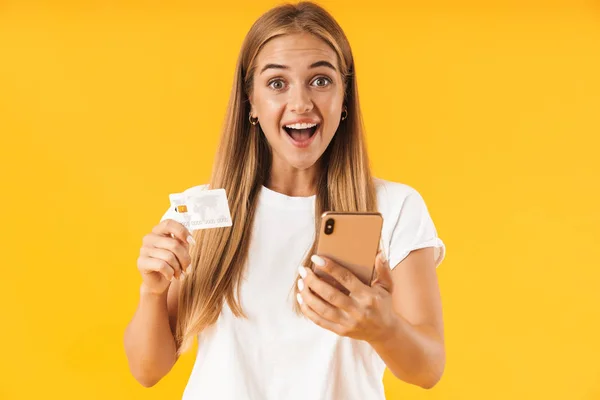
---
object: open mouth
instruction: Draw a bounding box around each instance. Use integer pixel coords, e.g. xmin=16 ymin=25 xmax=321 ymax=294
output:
xmin=283 ymin=123 xmax=319 ymax=143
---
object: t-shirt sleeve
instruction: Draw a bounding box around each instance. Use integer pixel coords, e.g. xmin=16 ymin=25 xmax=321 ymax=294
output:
xmin=385 ymin=189 xmax=446 ymax=270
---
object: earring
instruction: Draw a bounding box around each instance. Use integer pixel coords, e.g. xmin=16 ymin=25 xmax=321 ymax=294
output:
xmin=341 ymin=106 xmax=348 ymax=121
xmin=249 ymin=113 xmax=259 ymax=125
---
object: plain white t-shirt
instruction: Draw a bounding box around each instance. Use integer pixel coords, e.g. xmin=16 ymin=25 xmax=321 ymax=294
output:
xmin=160 ymin=178 xmax=445 ymax=400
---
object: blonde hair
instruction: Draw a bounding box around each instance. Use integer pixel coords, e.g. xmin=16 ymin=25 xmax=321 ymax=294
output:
xmin=176 ymin=1 xmax=377 ymax=354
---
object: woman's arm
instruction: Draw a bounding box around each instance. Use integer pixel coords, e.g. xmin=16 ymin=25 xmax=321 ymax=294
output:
xmin=370 ymin=247 xmax=445 ymax=389
xmin=124 ymin=278 xmax=182 ymax=387
xmin=298 ymin=247 xmax=446 ymax=388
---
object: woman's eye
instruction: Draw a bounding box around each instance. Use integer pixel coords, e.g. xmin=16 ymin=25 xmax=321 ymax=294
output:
xmin=268 ymin=79 xmax=285 ymax=90
xmin=312 ymin=77 xmax=331 ymax=87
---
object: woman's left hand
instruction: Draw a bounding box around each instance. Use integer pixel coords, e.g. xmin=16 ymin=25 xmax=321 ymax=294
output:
xmin=297 ymin=252 xmax=398 ymax=344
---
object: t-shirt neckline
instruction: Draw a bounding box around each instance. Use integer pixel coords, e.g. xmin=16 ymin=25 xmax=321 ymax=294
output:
xmin=259 ymin=185 xmax=316 ymax=210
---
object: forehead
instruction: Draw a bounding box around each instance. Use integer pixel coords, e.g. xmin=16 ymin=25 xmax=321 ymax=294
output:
xmin=256 ymin=33 xmax=339 ymax=69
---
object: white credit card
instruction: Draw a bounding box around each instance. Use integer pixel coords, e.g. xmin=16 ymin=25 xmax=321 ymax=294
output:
xmin=167 ymin=188 xmax=233 ymax=231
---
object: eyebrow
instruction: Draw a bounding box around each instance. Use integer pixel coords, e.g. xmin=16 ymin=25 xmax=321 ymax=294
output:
xmin=259 ymin=60 xmax=337 ymax=74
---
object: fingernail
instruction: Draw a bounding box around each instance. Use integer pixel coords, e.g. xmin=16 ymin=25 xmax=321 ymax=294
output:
xmin=311 ymin=255 xmax=326 ymax=267
xmin=298 ymin=265 xmax=307 ymax=278
xmin=297 ymin=279 xmax=304 ymax=291
xmin=378 ymin=251 xmax=388 ymax=263
xmin=187 ymin=235 xmax=196 ymax=246
xmin=296 ymin=293 xmax=303 ymax=305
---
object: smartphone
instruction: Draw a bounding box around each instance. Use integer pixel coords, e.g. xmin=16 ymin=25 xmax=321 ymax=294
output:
xmin=314 ymin=211 xmax=383 ymax=293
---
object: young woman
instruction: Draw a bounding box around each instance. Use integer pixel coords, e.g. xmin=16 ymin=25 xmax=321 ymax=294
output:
xmin=124 ymin=2 xmax=447 ymax=399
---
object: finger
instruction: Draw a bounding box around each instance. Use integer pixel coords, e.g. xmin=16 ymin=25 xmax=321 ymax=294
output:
xmin=144 ymin=234 xmax=192 ymax=275
xmin=138 ymin=255 xmax=175 ymax=281
xmin=141 ymin=246 xmax=184 ymax=278
xmin=311 ymin=255 xmax=367 ymax=295
xmin=371 ymin=251 xmax=393 ymax=292
xmin=297 ymin=276 xmax=347 ymax=325
xmin=153 ymin=219 xmax=196 ymax=247
xmin=296 ymin=293 xmax=346 ymax=336
xmin=301 ymin=267 xmax=355 ymax=313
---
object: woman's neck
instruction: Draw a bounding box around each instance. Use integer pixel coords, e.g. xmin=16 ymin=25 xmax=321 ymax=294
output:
xmin=265 ymin=161 xmax=320 ymax=197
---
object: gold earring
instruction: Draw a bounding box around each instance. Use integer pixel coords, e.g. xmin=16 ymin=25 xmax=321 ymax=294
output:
xmin=341 ymin=106 xmax=348 ymax=121
xmin=249 ymin=113 xmax=259 ymax=125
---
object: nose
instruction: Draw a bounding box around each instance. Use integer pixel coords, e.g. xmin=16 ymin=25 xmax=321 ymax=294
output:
xmin=288 ymin=85 xmax=313 ymax=114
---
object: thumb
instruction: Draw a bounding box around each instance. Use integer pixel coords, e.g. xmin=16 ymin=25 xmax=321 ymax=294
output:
xmin=371 ymin=251 xmax=393 ymax=292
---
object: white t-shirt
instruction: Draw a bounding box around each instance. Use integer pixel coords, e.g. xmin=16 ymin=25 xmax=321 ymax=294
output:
xmin=160 ymin=178 xmax=445 ymax=400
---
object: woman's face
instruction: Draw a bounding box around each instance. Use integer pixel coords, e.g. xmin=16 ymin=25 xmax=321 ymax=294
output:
xmin=250 ymin=33 xmax=345 ymax=172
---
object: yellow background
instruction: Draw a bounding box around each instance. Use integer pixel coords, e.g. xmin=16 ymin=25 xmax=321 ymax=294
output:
xmin=1 ymin=0 xmax=599 ymax=399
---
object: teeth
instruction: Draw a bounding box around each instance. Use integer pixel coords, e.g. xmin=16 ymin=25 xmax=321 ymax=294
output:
xmin=285 ymin=122 xmax=317 ymax=129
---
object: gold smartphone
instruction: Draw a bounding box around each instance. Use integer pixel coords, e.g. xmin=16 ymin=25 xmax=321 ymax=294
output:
xmin=314 ymin=211 xmax=383 ymax=293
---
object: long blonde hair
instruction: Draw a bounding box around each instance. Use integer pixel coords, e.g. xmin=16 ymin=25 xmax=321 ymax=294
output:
xmin=176 ymin=1 xmax=377 ymax=354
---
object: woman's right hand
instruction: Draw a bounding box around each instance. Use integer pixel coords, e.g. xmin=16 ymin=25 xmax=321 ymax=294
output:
xmin=137 ymin=219 xmax=196 ymax=295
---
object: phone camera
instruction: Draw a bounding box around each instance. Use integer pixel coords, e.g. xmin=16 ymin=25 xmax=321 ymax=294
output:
xmin=324 ymin=218 xmax=335 ymax=235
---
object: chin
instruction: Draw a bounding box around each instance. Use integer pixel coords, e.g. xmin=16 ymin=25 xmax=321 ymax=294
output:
xmin=285 ymin=154 xmax=320 ymax=171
